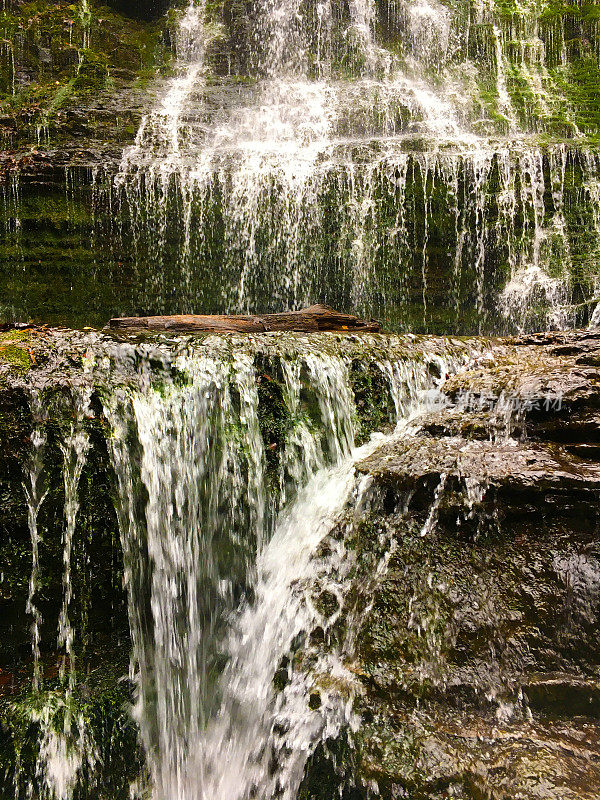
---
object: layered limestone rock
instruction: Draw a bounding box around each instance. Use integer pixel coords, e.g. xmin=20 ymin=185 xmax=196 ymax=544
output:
xmin=305 ymin=329 xmax=600 ymax=800
xmin=2 ymin=326 xmax=600 ymax=798
xmin=0 ymin=0 xmax=172 ymax=157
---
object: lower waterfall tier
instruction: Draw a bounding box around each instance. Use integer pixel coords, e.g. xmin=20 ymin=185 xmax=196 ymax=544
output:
xmin=0 ymin=329 xmax=471 ymax=800
xmin=0 ymin=328 xmax=600 ymax=799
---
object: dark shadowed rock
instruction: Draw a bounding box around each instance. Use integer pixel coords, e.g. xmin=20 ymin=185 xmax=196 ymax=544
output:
xmin=103 ymin=0 xmax=171 ymax=21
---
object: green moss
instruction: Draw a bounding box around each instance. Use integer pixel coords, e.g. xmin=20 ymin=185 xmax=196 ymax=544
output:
xmin=0 ymin=331 xmax=32 ymax=372
xmin=1 ymin=669 xmax=143 ymax=800
xmin=0 ymin=330 xmax=31 ymax=344
xmin=72 ymin=48 xmax=109 ymax=92
xmin=568 ymin=55 xmax=600 ymax=129
xmin=0 ymin=0 xmax=172 ymax=147
xmin=256 ymin=366 xmax=292 ymax=473
xmin=0 ymin=344 xmax=31 ymax=372
xmin=350 ymin=361 xmax=395 ymax=445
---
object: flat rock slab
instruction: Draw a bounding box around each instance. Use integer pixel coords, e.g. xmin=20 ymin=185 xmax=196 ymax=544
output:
xmin=109 ymin=304 xmax=381 ymax=333
xmin=444 ymin=330 xmax=600 ymax=412
xmin=357 ymin=435 xmax=600 ymax=497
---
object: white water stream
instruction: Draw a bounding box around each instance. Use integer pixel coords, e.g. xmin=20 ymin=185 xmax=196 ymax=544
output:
xmin=23 ymin=394 xmax=48 ymax=694
xmin=102 ymin=340 xmax=466 ymax=800
xmin=17 ymin=389 xmax=97 ymax=800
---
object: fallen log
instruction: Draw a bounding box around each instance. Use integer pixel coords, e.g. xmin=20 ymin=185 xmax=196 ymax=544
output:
xmin=109 ymin=305 xmax=382 ymax=333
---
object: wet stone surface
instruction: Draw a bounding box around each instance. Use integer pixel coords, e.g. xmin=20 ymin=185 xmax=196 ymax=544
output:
xmin=318 ymin=329 xmax=600 ymax=800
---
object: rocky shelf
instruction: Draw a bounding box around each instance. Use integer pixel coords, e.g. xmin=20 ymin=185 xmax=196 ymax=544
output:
xmin=322 ymin=328 xmax=600 ymax=800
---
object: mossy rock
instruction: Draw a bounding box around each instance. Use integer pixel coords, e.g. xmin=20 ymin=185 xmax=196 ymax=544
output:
xmin=72 ymin=49 xmax=109 ymax=93
xmin=0 ymin=330 xmax=32 ymax=373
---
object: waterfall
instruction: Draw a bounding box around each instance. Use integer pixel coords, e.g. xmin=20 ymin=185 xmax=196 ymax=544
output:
xmin=23 ymin=393 xmax=48 ymax=693
xmin=2 ymin=0 xmax=600 ymax=330
xmin=116 ymin=141 xmax=600 ymax=331
xmin=57 ymin=389 xmax=92 ymax=693
xmin=5 ymin=0 xmax=600 ymax=794
xmin=173 ymin=452 xmax=373 ymax=800
xmin=117 ymin=0 xmax=470 ymax=311
xmin=3 ymin=1 xmax=600 ymax=331
xmin=98 ymin=336 xmax=471 ymax=800
xmin=111 ymin=0 xmax=600 ymax=332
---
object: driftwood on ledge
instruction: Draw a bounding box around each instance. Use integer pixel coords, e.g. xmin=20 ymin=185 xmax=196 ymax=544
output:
xmin=109 ymin=305 xmax=382 ymax=334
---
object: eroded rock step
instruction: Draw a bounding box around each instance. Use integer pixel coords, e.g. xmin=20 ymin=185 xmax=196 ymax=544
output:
xmin=333 ymin=329 xmax=600 ymax=800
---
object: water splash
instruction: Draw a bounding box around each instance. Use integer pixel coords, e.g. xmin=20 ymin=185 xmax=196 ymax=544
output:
xmin=500 ymin=263 xmax=570 ymax=332
xmin=33 ymin=693 xmax=97 ymax=800
xmin=179 ymin=444 xmax=374 ymax=800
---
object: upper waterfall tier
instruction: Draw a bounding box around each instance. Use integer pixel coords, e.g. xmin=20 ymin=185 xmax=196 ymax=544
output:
xmin=1 ymin=1 xmax=600 ymax=332
xmin=108 ymin=0 xmax=600 ymax=335
xmin=121 ymin=0 xmax=599 ymax=171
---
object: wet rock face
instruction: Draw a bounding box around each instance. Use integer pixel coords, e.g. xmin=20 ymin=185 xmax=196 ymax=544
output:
xmin=104 ymin=0 xmax=171 ymax=21
xmin=348 ymin=505 xmax=600 ymax=799
xmin=0 ymin=377 xmax=139 ymax=798
xmin=333 ymin=329 xmax=600 ymax=800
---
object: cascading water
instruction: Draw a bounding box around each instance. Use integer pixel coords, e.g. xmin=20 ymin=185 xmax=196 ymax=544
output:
xmin=14 ymin=328 xmax=587 ymax=800
xmin=112 ymin=0 xmax=600 ymax=332
xmin=119 ymin=0 xmax=468 ymax=309
xmin=3 ymin=0 xmax=600 ymax=330
xmin=23 ymin=394 xmax=48 ymax=694
xmin=92 ymin=335 xmax=471 ymax=800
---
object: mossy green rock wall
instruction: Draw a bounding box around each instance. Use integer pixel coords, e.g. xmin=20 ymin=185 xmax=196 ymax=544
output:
xmin=0 ymin=1 xmax=172 ymax=150
xmin=0 ymin=1 xmax=599 ymax=330
xmin=0 ymin=382 xmax=137 ymax=799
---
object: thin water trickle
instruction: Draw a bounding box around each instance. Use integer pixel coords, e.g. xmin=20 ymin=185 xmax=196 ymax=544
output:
xmin=23 ymin=394 xmax=49 ymax=693
xmin=58 ymin=389 xmax=92 ymax=692
xmin=14 ymin=389 xmax=97 ymax=800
